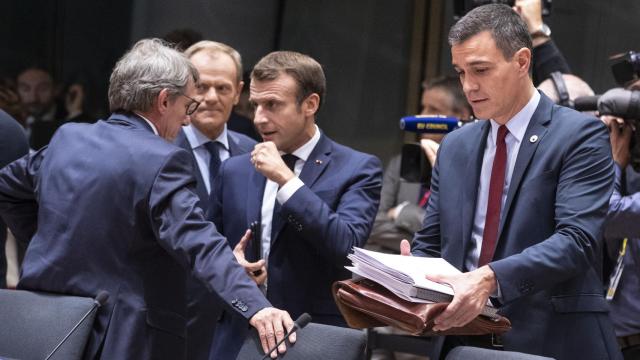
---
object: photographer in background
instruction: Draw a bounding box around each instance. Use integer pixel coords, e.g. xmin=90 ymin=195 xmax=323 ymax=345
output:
xmin=16 ymin=66 xmax=92 ymax=150
xmin=512 ymin=0 xmax=572 ymax=86
xmin=600 ymin=88 xmax=640 ymax=360
xmin=366 ymin=76 xmax=472 ymax=254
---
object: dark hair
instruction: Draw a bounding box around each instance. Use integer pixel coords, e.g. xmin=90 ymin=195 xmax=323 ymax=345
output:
xmin=16 ymin=64 xmax=54 ymax=82
xmin=448 ymin=4 xmax=532 ymax=60
xmin=423 ymin=75 xmax=472 ymax=117
xmin=251 ymin=51 xmax=326 ymax=111
xmin=162 ymin=28 xmax=203 ymax=52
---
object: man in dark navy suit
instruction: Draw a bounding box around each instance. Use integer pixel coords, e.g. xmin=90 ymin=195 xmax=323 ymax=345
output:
xmin=209 ymin=50 xmax=383 ymax=359
xmin=0 ymin=110 xmax=29 ymax=289
xmin=174 ymin=40 xmax=257 ymax=360
xmin=0 ymin=38 xmax=294 ymax=360
xmin=406 ymin=4 xmax=621 ymax=359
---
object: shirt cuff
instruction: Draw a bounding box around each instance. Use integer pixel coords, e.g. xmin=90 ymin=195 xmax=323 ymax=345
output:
xmin=276 ymin=177 xmax=304 ymax=205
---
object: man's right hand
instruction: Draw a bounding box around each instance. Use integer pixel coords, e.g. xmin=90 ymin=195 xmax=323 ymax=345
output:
xmin=249 ymin=307 xmax=296 ymax=358
xmin=233 ymin=229 xmax=267 ymax=285
xmin=513 ymin=0 xmax=543 ymax=35
xmin=602 ymin=115 xmax=633 ymax=168
xmin=420 ymin=139 xmax=439 ymax=167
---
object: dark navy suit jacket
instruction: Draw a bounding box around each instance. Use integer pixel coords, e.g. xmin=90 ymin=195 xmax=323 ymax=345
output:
xmin=174 ymin=127 xmax=256 ymax=360
xmin=0 ymin=113 xmax=270 ymax=359
xmin=0 ymin=110 xmax=29 ymax=289
xmin=208 ymin=133 xmax=382 ymax=359
xmin=412 ymin=93 xmax=622 ymax=359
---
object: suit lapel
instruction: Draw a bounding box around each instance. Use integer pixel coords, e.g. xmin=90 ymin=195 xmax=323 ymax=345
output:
xmin=461 ymin=121 xmax=491 ymax=266
xmin=246 ymin=167 xmax=266 ymax=225
xmin=298 ymin=134 xmax=332 ymax=188
xmin=227 ymin=132 xmax=240 ymax=157
xmin=498 ymin=94 xmax=552 ymax=237
xmin=271 ymin=133 xmax=332 ymax=245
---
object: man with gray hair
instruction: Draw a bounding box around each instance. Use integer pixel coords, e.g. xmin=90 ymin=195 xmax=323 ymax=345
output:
xmin=0 ymin=38 xmax=294 ymax=359
xmin=406 ymin=4 xmax=620 ymax=359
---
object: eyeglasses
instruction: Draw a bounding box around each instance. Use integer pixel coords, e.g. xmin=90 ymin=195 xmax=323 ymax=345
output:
xmin=181 ymin=94 xmax=201 ymax=115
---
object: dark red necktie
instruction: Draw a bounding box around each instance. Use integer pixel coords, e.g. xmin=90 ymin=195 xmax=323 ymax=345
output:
xmin=478 ymin=125 xmax=508 ymax=267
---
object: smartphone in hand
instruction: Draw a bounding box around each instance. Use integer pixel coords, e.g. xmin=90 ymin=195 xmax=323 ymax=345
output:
xmin=249 ymin=221 xmax=263 ymax=276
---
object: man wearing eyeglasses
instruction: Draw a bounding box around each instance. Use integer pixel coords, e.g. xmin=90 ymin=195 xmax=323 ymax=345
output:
xmin=0 ymin=38 xmax=295 ymax=360
xmin=174 ymin=40 xmax=258 ymax=360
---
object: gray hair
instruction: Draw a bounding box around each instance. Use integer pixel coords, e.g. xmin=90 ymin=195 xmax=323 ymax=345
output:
xmin=184 ymin=40 xmax=243 ymax=84
xmin=448 ymin=4 xmax=532 ymax=60
xmin=108 ymin=38 xmax=199 ymax=113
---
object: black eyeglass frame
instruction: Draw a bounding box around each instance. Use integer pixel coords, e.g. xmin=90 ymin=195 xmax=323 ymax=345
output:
xmin=181 ymin=93 xmax=201 ymax=115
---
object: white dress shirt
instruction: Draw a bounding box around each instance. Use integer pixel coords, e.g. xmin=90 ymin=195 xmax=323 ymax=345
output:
xmin=467 ymin=90 xmax=540 ymax=271
xmin=134 ymin=112 xmax=159 ymax=136
xmin=260 ymin=125 xmax=321 ymax=263
xmin=182 ymin=124 xmax=230 ymax=194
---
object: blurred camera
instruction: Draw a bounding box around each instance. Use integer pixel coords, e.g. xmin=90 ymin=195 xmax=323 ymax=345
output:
xmin=610 ymin=51 xmax=640 ymax=87
xmin=399 ymin=115 xmax=471 ymax=183
xmin=453 ymin=0 xmax=552 ymax=20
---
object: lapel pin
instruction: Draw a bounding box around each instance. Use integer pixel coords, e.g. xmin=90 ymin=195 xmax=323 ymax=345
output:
xmin=529 ymin=135 xmax=538 ymax=143
xmin=315 ymin=159 xmax=323 ymax=164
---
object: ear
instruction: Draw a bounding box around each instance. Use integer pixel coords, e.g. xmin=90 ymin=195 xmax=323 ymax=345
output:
xmin=156 ymin=88 xmax=171 ymax=114
xmin=233 ymin=80 xmax=244 ymax=106
xmin=514 ymin=47 xmax=532 ymax=75
xmin=301 ymin=93 xmax=320 ymax=117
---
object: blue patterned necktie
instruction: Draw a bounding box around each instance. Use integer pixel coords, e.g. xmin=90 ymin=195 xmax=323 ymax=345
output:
xmin=203 ymin=141 xmax=221 ymax=189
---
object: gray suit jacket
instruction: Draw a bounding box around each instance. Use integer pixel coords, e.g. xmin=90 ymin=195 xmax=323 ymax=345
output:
xmin=367 ymin=154 xmax=423 ymax=253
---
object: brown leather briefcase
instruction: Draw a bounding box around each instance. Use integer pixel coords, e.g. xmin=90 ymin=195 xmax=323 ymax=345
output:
xmin=333 ymin=278 xmax=511 ymax=336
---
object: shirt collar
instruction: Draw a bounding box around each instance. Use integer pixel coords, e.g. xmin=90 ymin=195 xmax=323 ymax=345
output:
xmin=133 ymin=112 xmax=159 ymax=135
xmin=489 ymin=89 xmax=540 ymax=145
xmin=287 ymin=124 xmax=321 ymax=162
xmin=182 ymin=124 xmax=229 ymax=151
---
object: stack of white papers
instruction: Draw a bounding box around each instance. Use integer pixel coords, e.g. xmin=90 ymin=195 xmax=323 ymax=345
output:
xmin=346 ymin=247 xmax=497 ymax=317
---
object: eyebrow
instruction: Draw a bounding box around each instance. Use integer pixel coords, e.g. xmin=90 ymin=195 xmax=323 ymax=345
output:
xmin=453 ymin=60 xmax=493 ymax=68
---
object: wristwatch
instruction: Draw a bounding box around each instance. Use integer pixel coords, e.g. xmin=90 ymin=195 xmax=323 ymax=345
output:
xmin=531 ymin=23 xmax=551 ymax=38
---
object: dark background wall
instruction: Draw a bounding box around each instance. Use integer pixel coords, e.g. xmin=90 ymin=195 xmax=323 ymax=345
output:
xmin=128 ymin=0 xmax=414 ymax=162
xmin=2 ymin=0 xmax=639 ymax=164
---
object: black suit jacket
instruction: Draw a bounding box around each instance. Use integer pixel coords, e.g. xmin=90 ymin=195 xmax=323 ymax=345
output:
xmin=0 ymin=110 xmax=29 ymax=289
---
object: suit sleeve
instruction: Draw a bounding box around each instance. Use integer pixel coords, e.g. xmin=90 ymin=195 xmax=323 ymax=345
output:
xmin=0 ymin=148 xmax=45 ymax=245
xmin=148 ymin=149 xmax=270 ymax=319
xmin=411 ymin=140 xmax=443 ymax=258
xmin=490 ymin=117 xmax=614 ymax=304
xmin=604 ymin=164 xmax=640 ymax=239
xmin=280 ymin=154 xmax=382 ymax=263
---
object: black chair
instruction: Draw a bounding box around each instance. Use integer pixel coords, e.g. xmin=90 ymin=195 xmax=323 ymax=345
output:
xmin=236 ymin=322 xmax=367 ymax=360
xmin=364 ymin=328 xmax=437 ymax=359
xmin=445 ymin=346 xmax=556 ymax=360
xmin=0 ymin=289 xmax=100 ymax=360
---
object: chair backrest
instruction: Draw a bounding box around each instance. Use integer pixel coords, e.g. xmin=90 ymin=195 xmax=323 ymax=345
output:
xmin=236 ymin=322 xmax=367 ymax=360
xmin=445 ymin=346 xmax=556 ymax=360
xmin=0 ymin=289 xmax=97 ymax=360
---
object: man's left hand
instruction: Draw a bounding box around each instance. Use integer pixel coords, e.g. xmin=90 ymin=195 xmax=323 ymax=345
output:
xmin=251 ymin=142 xmax=295 ymax=186
xmin=427 ymin=265 xmax=497 ymax=331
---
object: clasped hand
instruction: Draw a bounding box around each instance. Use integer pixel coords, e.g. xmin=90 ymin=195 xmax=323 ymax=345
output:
xmin=251 ymin=142 xmax=295 ymax=186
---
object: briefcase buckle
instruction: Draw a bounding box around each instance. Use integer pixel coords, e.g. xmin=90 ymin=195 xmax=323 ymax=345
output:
xmin=491 ymin=333 xmax=504 ymax=348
